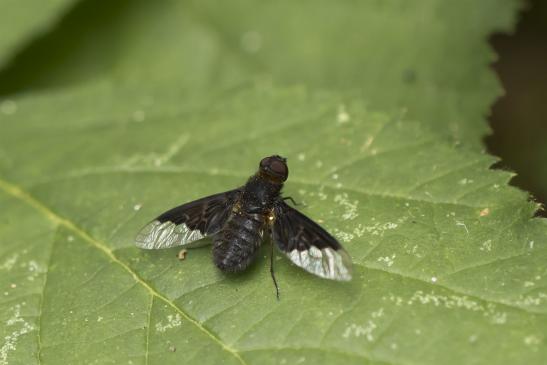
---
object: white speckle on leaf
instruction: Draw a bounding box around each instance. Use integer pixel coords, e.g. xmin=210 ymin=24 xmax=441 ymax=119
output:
xmin=524 ymin=281 xmax=535 ymax=288
xmin=514 ymin=292 xmax=547 ymax=307
xmin=312 ymin=185 xmax=327 ymax=200
xmin=406 ymin=244 xmax=423 ymax=258
xmin=28 ymin=261 xmax=44 ymax=278
xmin=395 ymin=290 xmax=509 ymax=323
xmin=491 ymin=311 xmax=507 ymax=324
xmin=132 ymin=110 xmax=146 ymax=122
xmin=25 ymin=260 xmax=44 ymax=283
xmin=431 ymin=277 xmax=438 ymax=283
xmin=361 ymin=221 xmax=399 ymax=236
xmin=240 ymin=31 xmax=262 ymax=53
xmin=0 ymin=254 xmax=19 ymax=271
xmin=67 ymin=235 xmax=74 ymax=242
xmin=332 ymin=173 xmax=339 ymax=180
xmin=28 ymin=261 xmax=39 ymax=272
xmin=133 ymin=204 xmax=142 ymax=211
xmin=458 ymin=178 xmax=474 ymax=185
xmin=9 ymin=284 xmax=16 ymax=289
xmin=315 ymin=160 xmax=323 ymax=168
xmin=469 ymin=334 xmax=478 ymax=343
xmin=337 ymin=104 xmax=350 ymax=124
xmin=333 ymin=229 xmax=354 ymax=243
xmin=529 ymin=241 xmax=534 ymax=249
xmin=383 ymin=293 xmax=404 ymax=306
xmin=97 ymin=316 xmax=103 ymax=322
xmin=0 ymin=100 xmax=17 ymax=115
xmin=455 ymin=220 xmax=469 ymax=234
xmin=371 ymin=308 xmax=384 ymax=318
xmin=377 ymin=254 xmax=396 ymax=267
xmin=480 ymin=240 xmax=492 ymax=252
xmin=1 ymin=304 xmax=35 ymax=365
xmin=353 ymin=224 xmax=366 ymax=238
xmin=390 ymin=343 xmax=398 ymax=350
xmin=155 ymin=314 xmax=182 ymax=332
xmin=334 ymin=193 xmax=358 ymax=220
xmin=297 ymin=153 xmax=306 ymax=161
xmin=479 ymin=208 xmax=490 ymax=217
xmin=343 ymin=321 xmax=377 ymax=341
xmin=524 ymin=335 xmax=541 ymax=346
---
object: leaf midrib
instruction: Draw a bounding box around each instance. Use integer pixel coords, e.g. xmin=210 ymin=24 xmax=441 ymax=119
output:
xmin=0 ymin=177 xmax=248 ymax=365
xmin=0 ymin=171 xmax=543 ymax=365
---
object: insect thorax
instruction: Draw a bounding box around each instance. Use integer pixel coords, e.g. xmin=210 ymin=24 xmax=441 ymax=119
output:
xmin=240 ymin=174 xmax=283 ymax=214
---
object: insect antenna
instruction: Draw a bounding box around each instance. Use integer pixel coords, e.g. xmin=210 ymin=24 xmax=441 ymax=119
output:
xmin=270 ymin=241 xmax=280 ymax=300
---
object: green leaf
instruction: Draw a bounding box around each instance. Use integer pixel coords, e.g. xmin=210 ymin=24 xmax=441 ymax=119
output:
xmin=0 ymin=0 xmax=78 ymax=69
xmin=0 ymin=0 xmax=521 ymax=148
xmin=1 ymin=82 xmax=545 ymax=364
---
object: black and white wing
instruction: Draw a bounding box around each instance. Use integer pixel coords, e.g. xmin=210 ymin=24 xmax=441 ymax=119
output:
xmin=135 ymin=189 xmax=241 ymax=249
xmin=272 ymin=201 xmax=352 ymax=281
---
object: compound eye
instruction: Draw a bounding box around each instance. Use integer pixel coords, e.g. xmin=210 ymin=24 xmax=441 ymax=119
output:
xmin=259 ymin=157 xmax=270 ymax=169
xmin=270 ymin=159 xmax=287 ymax=176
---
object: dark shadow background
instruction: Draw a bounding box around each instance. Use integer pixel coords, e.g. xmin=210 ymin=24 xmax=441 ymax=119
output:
xmin=488 ymin=0 xmax=547 ymax=216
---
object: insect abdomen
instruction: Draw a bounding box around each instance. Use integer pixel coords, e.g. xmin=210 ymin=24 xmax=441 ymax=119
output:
xmin=213 ymin=213 xmax=264 ymax=273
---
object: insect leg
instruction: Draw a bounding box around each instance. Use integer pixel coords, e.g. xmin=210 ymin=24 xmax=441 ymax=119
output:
xmin=270 ymin=241 xmax=280 ymax=300
xmin=282 ymin=196 xmax=305 ymax=207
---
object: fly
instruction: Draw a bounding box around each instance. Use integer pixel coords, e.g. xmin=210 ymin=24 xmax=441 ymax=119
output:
xmin=135 ymin=155 xmax=352 ymax=299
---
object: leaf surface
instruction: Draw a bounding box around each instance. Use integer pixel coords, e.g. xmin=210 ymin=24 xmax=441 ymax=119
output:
xmin=0 ymin=0 xmax=521 ymax=148
xmin=0 ymin=82 xmax=545 ymax=365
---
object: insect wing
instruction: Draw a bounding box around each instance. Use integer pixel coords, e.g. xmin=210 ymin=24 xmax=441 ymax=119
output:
xmin=136 ymin=189 xmax=241 ymax=249
xmin=272 ymin=202 xmax=352 ymax=281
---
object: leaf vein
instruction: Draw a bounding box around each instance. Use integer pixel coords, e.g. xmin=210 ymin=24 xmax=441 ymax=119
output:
xmin=144 ymin=295 xmax=153 ymax=365
xmin=0 ymin=178 xmax=248 ymax=365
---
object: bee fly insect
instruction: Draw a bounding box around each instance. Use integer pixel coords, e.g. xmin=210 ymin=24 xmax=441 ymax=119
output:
xmin=136 ymin=155 xmax=352 ymax=299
